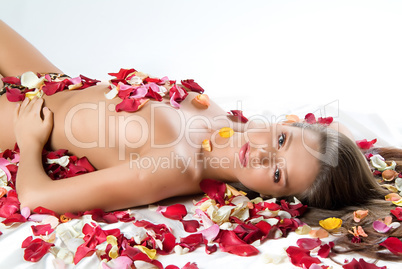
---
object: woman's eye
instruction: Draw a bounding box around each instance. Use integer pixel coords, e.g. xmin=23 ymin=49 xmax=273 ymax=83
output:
xmin=274 ymin=168 xmax=280 ymax=183
xmin=278 ymin=133 xmax=286 ymax=148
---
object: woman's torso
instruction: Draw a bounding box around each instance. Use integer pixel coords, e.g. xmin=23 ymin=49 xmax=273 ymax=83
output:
xmin=0 ymin=83 xmax=240 ymax=171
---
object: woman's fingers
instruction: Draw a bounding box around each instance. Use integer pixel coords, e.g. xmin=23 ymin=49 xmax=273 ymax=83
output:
xmin=42 ymin=106 xmax=53 ymax=126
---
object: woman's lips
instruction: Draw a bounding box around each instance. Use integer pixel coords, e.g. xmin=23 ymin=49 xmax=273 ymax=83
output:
xmin=239 ymin=142 xmax=250 ymax=167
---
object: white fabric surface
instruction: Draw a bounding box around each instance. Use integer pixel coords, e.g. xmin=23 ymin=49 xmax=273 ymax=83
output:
xmin=1 ymin=1 xmax=402 ymax=268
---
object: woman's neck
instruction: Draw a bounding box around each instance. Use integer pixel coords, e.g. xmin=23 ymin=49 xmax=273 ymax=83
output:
xmin=200 ymin=130 xmax=245 ymax=183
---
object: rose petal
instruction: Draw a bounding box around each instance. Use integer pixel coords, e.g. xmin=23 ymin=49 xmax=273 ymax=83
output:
xmin=343 ymin=258 xmax=386 ymax=269
xmin=31 ymin=224 xmax=54 ymax=236
xmin=158 ymin=204 xmax=187 ymax=220
xmin=317 ymin=242 xmax=334 ymax=258
xmin=24 ymin=238 xmax=54 ymax=262
xmin=296 ymin=238 xmax=322 ymax=250
xmin=357 ymin=139 xmax=377 ymax=150
xmin=181 ymin=79 xmax=204 ymax=93
xmin=304 ymin=113 xmax=316 ymax=124
xmin=319 ymin=217 xmax=342 ymax=230
xmin=379 ymin=237 xmax=402 ymax=254
xmin=218 ymin=127 xmax=234 ymax=138
xmin=201 ymin=139 xmax=212 ymax=152
xmin=228 ymin=110 xmax=248 ymax=123
xmin=373 ymin=220 xmax=391 ymax=233
xmin=353 ymin=210 xmax=368 ymax=222
xmin=390 ymin=207 xmax=402 ymax=221
xmin=193 ymin=94 xmax=210 ymax=107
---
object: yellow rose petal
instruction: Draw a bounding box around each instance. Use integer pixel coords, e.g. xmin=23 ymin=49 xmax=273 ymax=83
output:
xmin=392 ymin=198 xmax=402 ymax=207
xmin=319 ymin=217 xmax=342 ymax=230
xmin=109 ymin=245 xmax=119 ymax=259
xmin=134 ymin=245 xmax=157 ymax=260
xmin=106 ymin=235 xmax=118 ymax=246
xmin=219 ymin=127 xmax=234 ymax=138
xmin=202 ymin=139 xmax=212 ymax=152
xmin=25 ymin=89 xmax=43 ymax=100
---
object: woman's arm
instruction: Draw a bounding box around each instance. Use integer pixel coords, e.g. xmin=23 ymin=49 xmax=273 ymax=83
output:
xmin=14 ymin=98 xmax=189 ymax=213
xmin=0 ymin=20 xmax=62 ymax=76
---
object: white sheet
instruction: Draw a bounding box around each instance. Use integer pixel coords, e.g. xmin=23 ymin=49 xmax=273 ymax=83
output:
xmin=1 ymin=1 xmax=402 ymax=268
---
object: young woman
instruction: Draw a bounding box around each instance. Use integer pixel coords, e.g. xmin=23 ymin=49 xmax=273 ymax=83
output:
xmin=0 ymin=20 xmax=394 ymax=219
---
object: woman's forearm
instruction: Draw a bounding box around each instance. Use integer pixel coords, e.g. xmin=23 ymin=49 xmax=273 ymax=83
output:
xmin=16 ymin=146 xmax=52 ymax=208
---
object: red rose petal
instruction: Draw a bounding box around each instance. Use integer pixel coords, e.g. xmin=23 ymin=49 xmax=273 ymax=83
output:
xmin=199 ymin=179 xmax=226 ymax=205
xmin=181 ymin=79 xmax=204 ymax=93
xmin=23 ymin=238 xmax=54 ymax=262
xmin=390 ymin=207 xmax=402 ymax=221
xmin=115 ymin=98 xmax=149 ymax=112
xmin=180 ymin=233 xmax=204 ymax=251
xmin=31 ymin=224 xmax=54 ymax=236
xmin=74 ymin=245 xmax=96 ymax=264
xmin=317 ymin=117 xmax=333 ymax=125
xmin=181 ymin=219 xmax=200 ymax=233
xmin=160 ymin=204 xmax=187 ymax=220
xmin=79 ymin=75 xmax=100 ymax=89
xmin=356 ymin=139 xmax=377 ymax=150
xmin=228 ymin=110 xmax=248 ymax=123
xmin=296 ymin=238 xmax=322 ymax=250
xmin=379 ymin=237 xmax=402 ymax=255
xmin=170 ymin=84 xmax=189 ymax=103
xmin=342 ymin=258 xmax=386 ymax=269
xmin=33 ymin=207 xmax=59 ymax=217
xmin=2 ymin=76 xmax=21 ymax=85
xmin=21 ymin=236 xmax=33 ymax=248
xmin=182 ymin=262 xmax=199 ymax=269
xmin=218 ymin=230 xmax=259 ymax=256
xmin=304 ymin=113 xmax=316 ymax=124
xmin=108 ymin=68 xmax=136 ymax=80
xmin=286 ymin=246 xmax=321 ymax=268
xmin=317 ymin=242 xmax=334 ymax=258
xmin=6 ymin=87 xmax=25 ymax=102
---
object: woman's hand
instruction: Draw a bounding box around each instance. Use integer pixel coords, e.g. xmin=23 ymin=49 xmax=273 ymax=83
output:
xmin=14 ymin=97 xmax=53 ymax=151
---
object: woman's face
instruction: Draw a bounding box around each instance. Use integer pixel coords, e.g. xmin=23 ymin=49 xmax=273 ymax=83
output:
xmin=237 ymin=124 xmax=321 ymax=197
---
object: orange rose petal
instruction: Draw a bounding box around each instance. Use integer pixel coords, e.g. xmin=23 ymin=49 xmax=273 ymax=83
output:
xmin=60 ymin=215 xmax=72 ymax=223
xmin=0 ymin=187 xmax=7 ymax=198
xmin=382 ymin=170 xmax=398 ymax=181
xmin=383 ymin=216 xmax=392 ymax=226
xmin=194 ymin=94 xmax=210 ymax=107
xmin=309 ymin=228 xmax=329 ymax=239
xmin=284 ymin=114 xmax=300 ymax=124
xmin=353 ymin=210 xmax=369 ymax=222
xmin=385 ymin=193 xmax=402 ymax=202
xmin=202 ymin=139 xmax=212 ymax=152
xmin=357 ymin=226 xmax=368 ymax=237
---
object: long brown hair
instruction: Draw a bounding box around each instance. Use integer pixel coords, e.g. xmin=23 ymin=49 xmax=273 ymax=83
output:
xmin=293 ymin=122 xmax=402 ymax=260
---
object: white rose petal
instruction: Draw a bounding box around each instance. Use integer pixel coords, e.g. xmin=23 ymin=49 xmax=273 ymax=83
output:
xmin=47 ymin=156 xmax=70 ymax=167
xmin=105 ymin=87 xmax=119 ymax=100
xmin=21 ymin=71 xmax=46 ymax=89
xmin=396 ymin=178 xmax=402 ymax=192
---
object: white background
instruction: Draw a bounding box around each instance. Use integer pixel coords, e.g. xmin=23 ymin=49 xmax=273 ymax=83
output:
xmin=2 ymin=0 xmax=401 ymax=146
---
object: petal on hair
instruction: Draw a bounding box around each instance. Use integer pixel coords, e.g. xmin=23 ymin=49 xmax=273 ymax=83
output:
xmin=373 ymin=220 xmax=391 ymax=233
xmin=342 ymin=258 xmax=387 ymax=269
xmin=304 ymin=113 xmax=316 ymax=124
xmin=319 ymin=217 xmax=342 ymax=230
xmin=385 ymin=193 xmax=402 ymax=202
xmin=353 ymin=210 xmax=368 ymax=222
xmin=392 ymin=198 xmax=402 ymax=206
xmin=382 ymin=170 xmax=399 ymax=181
xmin=356 ymin=139 xmax=377 ymax=150
xmin=284 ymin=114 xmax=300 ymax=124
xmin=390 ymin=207 xmax=402 ymax=221
xmin=379 ymin=237 xmax=402 ymax=255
